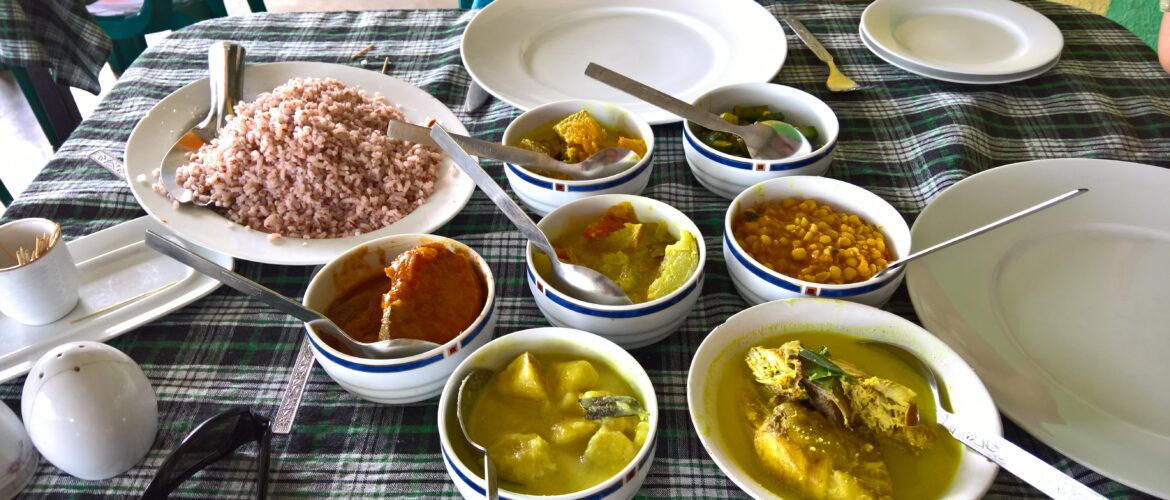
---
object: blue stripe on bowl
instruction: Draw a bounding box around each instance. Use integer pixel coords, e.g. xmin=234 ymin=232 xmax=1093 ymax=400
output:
xmin=526 ymin=267 xmax=697 ymax=318
xmin=441 ymin=443 xmax=650 ymax=500
xmin=723 ymin=233 xmax=885 ymax=296
xmin=683 ymin=128 xmax=833 ymax=171
xmin=306 ymin=296 xmax=494 ymax=372
xmin=505 ymin=151 xmax=653 ymax=192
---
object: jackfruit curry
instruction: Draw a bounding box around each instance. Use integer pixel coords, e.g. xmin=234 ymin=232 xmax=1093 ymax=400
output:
xmin=323 ymin=243 xmax=485 ymax=354
xmin=716 ymin=331 xmax=961 ymax=499
xmin=466 ymin=352 xmax=650 ymax=495
xmin=516 ymin=109 xmax=647 ymax=180
xmin=537 ymin=202 xmax=699 ymax=304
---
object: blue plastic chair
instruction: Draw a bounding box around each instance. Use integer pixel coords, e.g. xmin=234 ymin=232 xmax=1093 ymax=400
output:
xmin=458 ymin=0 xmax=493 ymax=9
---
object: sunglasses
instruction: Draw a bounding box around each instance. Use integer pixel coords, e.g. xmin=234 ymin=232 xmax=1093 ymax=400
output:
xmin=142 ymin=407 xmax=271 ymax=500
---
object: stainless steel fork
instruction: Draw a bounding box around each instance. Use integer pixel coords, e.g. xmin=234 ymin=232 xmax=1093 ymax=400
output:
xmin=784 ymin=15 xmax=866 ymax=92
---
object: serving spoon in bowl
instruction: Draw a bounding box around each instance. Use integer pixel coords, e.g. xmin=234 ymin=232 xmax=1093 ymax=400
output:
xmin=862 ymin=340 xmax=1107 ymax=499
xmin=159 ymin=41 xmax=246 ymax=206
xmin=430 ymin=124 xmax=634 ymax=306
xmin=387 ymin=120 xmax=637 ymax=181
xmin=144 ymin=230 xmax=439 ymax=359
xmin=457 ymin=368 xmax=498 ymax=500
xmin=584 ymin=63 xmax=812 ymax=160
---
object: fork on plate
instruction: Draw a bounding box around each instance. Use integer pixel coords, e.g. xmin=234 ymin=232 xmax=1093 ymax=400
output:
xmin=784 ymin=15 xmax=866 ymax=92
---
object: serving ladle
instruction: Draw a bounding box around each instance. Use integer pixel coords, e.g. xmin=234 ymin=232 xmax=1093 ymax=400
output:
xmin=144 ymin=230 xmax=439 ymax=359
xmin=430 ymin=125 xmax=634 ymax=306
xmin=863 ymin=340 xmax=1107 ymax=499
xmin=387 ymin=120 xmax=637 ymax=181
xmin=584 ymin=63 xmax=812 ymax=160
xmin=457 ymin=368 xmax=498 ymax=500
xmin=160 ymin=41 xmax=245 ymax=206
xmin=871 ymin=188 xmax=1088 ymax=280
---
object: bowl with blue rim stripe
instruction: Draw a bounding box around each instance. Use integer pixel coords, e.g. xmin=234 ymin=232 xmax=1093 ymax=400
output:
xmin=683 ymin=82 xmax=839 ymax=200
xmin=724 ymin=176 xmax=909 ymax=307
xmin=302 ymin=233 xmax=497 ymax=404
xmin=503 ymin=99 xmax=655 ymax=216
xmin=437 ymin=327 xmax=658 ymax=500
xmin=525 ymin=194 xmax=706 ymax=349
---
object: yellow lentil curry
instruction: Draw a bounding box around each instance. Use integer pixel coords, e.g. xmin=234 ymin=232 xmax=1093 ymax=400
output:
xmin=542 ymin=202 xmax=699 ymax=303
xmin=732 ymin=198 xmax=892 ymax=284
xmin=467 ymin=352 xmax=650 ymax=495
xmin=715 ymin=331 xmax=961 ymax=499
xmin=517 ymin=109 xmax=647 ymax=180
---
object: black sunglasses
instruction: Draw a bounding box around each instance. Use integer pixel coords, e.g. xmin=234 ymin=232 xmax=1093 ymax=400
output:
xmin=142 ymin=407 xmax=271 ymax=500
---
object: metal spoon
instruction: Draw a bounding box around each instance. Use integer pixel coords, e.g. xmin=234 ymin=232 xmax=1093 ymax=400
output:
xmin=387 ymin=120 xmax=638 ymax=181
xmin=862 ymin=341 xmax=1107 ymax=500
xmin=143 ymin=230 xmax=439 ymax=359
xmin=159 ymin=41 xmax=245 ymax=206
xmin=457 ymin=368 xmax=497 ymax=500
xmin=429 ymin=125 xmax=634 ymax=306
xmin=584 ymin=63 xmax=812 ymax=160
xmin=872 ymin=188 xmax=1088 ymax=280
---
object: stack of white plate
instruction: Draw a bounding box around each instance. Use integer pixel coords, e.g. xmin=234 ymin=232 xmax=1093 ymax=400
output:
xmin=859 ymin=0 xmax=1064 ymax=84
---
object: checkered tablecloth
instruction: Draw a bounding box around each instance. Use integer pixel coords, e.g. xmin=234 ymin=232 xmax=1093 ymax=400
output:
xmin=0 ymin=0 xmax=111 ymax=94
xmin=3 ymin=1 xmax=1168 ymax=498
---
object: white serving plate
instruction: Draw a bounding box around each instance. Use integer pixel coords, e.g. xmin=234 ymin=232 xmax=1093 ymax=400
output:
xmin=461 ymin=0 xmax=787 ymax=125
xmin=906 ymin=159 xmax=1170 ymax=497
xmin=125 ymin=62 xmax=474 ymax=266
xmin=861 ymin=0 xmax=1063 ymax=77
xmin=0 ymin=217 xmax=231 ymax=383
xmin=859 ymin=28 xmax=1060 ymax=85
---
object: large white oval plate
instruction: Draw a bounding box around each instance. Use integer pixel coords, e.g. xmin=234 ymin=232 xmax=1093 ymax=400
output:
xmin=907 ymin=159 xmax=1170 ymax=497
xmin=861 ymin=0 xmax=1063 ymax=77
xmin=461 ymin=0 xmax=787 ymax=125
xmin=125 ymin=62 xmax=473 ymax=266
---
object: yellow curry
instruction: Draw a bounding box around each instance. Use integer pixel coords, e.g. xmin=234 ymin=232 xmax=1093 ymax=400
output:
xmin=715 ymin=331 xmax=961 ymax=499
xmin=466 ymin=352 xmax=650 ymax=495
xmin=517 ymin=109 xmax=647 ymax=180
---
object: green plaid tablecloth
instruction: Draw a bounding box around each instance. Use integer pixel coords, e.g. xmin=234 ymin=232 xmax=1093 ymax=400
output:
xmin=0 ymin=0 xmax=111 ymax=94
xmin=3 ymin=1 xmax=1168 ymax=498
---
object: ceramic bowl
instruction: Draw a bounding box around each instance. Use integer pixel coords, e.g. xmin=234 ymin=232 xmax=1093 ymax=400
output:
xmin=437 ymin=327 xmax=658 ymax=500
xmin=683 ymin=83 xmax=839 ymax=199
xmin=724 ymin=176 xmax=910 ymax=307
xmin=525 ymin=194 xmax=706 ymax=349
xmin=687 ymin=298 xmax=999 ymax=498
xmin=503 ymin=99 xmax=655 ymax=216
xmin=302 ymin=234 xmax=497 ymax=404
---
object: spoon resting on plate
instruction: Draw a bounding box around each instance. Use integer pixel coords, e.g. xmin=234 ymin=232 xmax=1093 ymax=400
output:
xmin=584 ymin=62 xmax=811 ymax=160
xmin=862 ymin=341 xmax=1107 ymax=500
xmin=143 ymin=231 xmax=439 ymax=359
xmin=429 ymin=124 xmax=634 ymax=306
xmin=387 ymin=120 xmax=638 ymax=181
xmin=872 ymin=188 xmax=1088 ymax=280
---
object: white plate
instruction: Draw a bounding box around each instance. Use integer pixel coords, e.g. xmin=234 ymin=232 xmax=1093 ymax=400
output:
xmin=0 ymin=217 xmax=231 ymax=383
xmin=906 ymin=159 xmax=1170 ymax=497
xmin=461 ymin=0 xmax=786 ymax=125
xmin=125 ymin=62 xmax=474 ymax=266
xmin=861 ymin=0 xmax=1063 ymax=76
xmin=859 ymin=28 xmax=1060 ymax=85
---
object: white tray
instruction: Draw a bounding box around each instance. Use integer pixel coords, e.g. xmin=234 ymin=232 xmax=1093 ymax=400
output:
xmin=0 ymin=216 xmax=231 ymax=383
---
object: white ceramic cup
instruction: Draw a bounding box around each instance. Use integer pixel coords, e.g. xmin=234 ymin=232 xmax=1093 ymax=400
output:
xmin=0 ymin=218 xmax=80 ymax=325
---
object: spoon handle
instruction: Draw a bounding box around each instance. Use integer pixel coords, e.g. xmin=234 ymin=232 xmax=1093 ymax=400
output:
xmin=938 ymin=412 xmax=1106 ymax=499
xmin=387 ymin=121 xmax=554 ymax=170
xmin=429 ymin=126 xmax=559 ymax=257
xmin=144 ymin=230 xmax=323 ymax=324
xmin=584 ymin=62 xmax=737 ymax=133
xmin=883 ymin=188 xmax=1088 ymax=276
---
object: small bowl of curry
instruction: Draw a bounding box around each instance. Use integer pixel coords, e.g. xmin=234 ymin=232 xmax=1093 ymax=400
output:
xmin=303 ymin=233 xmax=497 ymax=404
xmin=502 ymin=99 xmax=655 ymax=216
xmin=724 ymin=176 xmax=910 ymax=307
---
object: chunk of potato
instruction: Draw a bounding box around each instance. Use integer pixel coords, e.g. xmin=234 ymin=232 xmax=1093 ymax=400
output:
xmin=488 ymin=433 xmax=558 ymax=485
xmin=549 ymin=417 xmax=601 ymax=447
xmin=553 ymin=360 xmax=599 ymax=394
xmin=600 ymin=415 xmax=640 ymax=436
xmin=633 ymin=421 xmax=650 ymax=448
xmin=495 ymin=352 xmax=548 ymax=402
xmin=583 ymin=428 xmax=637 ymax=471
xmin=556 ymin=391 xmax=585 ymax=416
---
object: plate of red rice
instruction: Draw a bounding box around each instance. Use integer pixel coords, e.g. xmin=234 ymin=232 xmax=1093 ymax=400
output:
xmin=125 ymin=62 xmax=474 ymax=265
